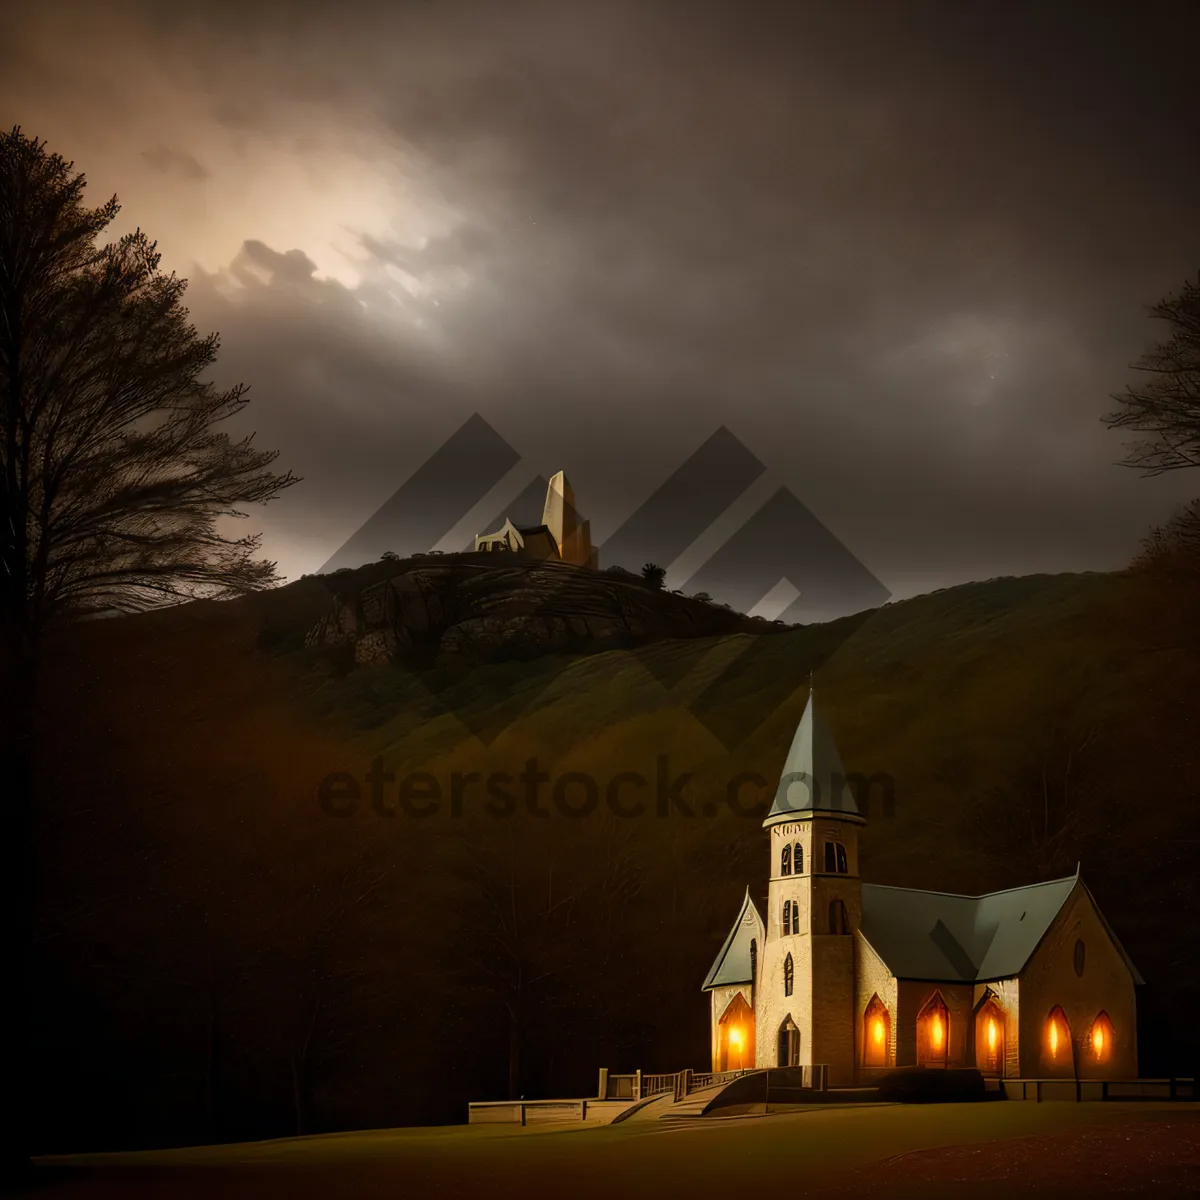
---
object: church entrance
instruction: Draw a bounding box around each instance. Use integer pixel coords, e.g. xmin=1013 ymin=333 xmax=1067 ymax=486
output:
xmin=717 ymin=993 xmax=755 ymax=1071
xmin=777 ymin=1016 xmax=800 ymax=1067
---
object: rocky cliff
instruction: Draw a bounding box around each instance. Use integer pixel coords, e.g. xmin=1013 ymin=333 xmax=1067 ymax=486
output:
xmin=304 ymin=555 xmax=790 ymax=666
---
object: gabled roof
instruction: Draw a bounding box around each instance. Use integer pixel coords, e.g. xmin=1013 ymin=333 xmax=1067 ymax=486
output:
xmin=764 ymin=690 xmax=862 ymax=827
xmin=859 ymin=872 xmax=1144 ymax=985
xmin=702 ymin=888 xmax=765 ymax=991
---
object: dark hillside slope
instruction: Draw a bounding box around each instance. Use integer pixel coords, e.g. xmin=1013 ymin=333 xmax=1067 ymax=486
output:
xmin=29 ymin=564 xmax=1199 ymax=1152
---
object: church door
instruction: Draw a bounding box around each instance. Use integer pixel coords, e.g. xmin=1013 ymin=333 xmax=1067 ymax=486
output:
xmin=777 ymin=1016 xmax=800 ymax=1067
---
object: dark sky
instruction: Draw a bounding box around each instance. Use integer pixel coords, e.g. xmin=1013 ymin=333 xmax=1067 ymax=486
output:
xmin=4 ymin=0 xmax=1199 ymax=607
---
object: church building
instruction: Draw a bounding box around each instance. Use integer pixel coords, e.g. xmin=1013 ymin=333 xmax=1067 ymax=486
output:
xmin=703 ymin=692 xmax=1142 ymax=1085
xmin=475 ymin=471 xmax=598 ymax=568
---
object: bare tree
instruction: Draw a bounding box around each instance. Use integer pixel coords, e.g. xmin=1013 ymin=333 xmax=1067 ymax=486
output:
xmin=0 ymin=127 xmax=296 ymax=1177
xmin=446 ymin=821 xmax=586 ymax=1100
xmin=961 ymin=723 xmax=1104 ymax=882
xmin=1104 ymin=273 xmax=1200 ymax=475
xmin=1132 ymin=497 xmax=1200 ymax=576
xmin=282 ymin=848 xmax=390 ymax=1136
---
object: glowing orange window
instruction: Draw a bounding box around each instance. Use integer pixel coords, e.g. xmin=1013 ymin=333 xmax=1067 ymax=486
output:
xmin=1087 ymin=1012 xmax=1115 ymax=1065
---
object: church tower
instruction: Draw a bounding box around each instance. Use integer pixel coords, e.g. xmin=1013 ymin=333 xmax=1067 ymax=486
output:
xmin=756 ymin=688 xmax=864 ymax=1085
xmin=541 ymin=471 xmax=598 ymax=568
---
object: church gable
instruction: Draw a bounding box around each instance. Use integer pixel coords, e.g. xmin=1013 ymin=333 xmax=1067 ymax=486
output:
xmin=702 ymin=888 xmax=764 ymax=991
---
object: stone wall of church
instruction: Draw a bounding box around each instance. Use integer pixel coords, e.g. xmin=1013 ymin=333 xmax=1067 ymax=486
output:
xmin=811 ymin=934 xmax=857 ymax=1084
xmin=756 ymin=927 xmax=813 ymax=1070
xmin=855 ymin=936 xmax=898 ymax=1077
xmin=1018 ymin=885 xmax=1138 ymax=1078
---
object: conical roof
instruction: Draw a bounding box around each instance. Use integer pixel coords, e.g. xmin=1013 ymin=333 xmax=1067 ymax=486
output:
xmin=763 ymin=690 xmax=863 ymax=826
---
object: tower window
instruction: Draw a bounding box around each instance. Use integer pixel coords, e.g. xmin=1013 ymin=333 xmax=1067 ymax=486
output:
xmin=824 ymin=842 xmax=835 ymax=872
xmin=781 ymin=844 xmax=791 ymax=876
xmin=836 ymin=844 xmax=848 ymax=874
xmin=783 ymin=901 xmax=791 ymax=936
xmin=829 ymin=899 xmax=849 ymax=935
xmin=784 ymin=953 xmax=794 ymax=997
xmin=794 ymin=843 xmax=804 ymax=874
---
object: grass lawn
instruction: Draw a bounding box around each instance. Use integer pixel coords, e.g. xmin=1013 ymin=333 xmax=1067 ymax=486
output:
xmin=30 ymin=1102 xmax=1200 ymax=1199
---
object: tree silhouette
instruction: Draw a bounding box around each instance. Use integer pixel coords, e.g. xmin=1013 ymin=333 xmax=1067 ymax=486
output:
xmin=0 ymin=126 xmax=296 ymax=1177
xmin=1104 ymin=273 xmax=1200 ymax=475
xmin=640 ymin=562 xmax=666 ymax=590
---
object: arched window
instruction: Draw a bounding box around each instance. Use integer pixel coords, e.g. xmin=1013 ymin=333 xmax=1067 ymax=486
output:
xmin=1087 ymin=1011 xmax=1114 ymax=1066
xmin=778 ymin=1016 xmax=799 ymax=1067
xmin=783 ymin=901 xmax=792 ymax=935
xmin=863 ymin=994 xmax=890 ymax=1069
xmin=749 ymin=938 xmax=758 ymax=984
xmin=784 ymin=953 xmax=794 ymax=997
xmin=824 ymin=841 xmax=836 ymax=872
xmin=917 ymin=993 xmax=950 ymax=1065
xmin=781 ymin=844 xmax=792 ymax=876
xmin=791 ymin=900 xmax=800 ymax=933
xmin=829 ymin=898 xmax=848 ymax=935
xmin=794 ymin=843 xmax=804 ymax=874
xmin=836 ymin=844 xmax=848 ymax=874
xmin=1042 ymin=1006 xmax=1073 ymax=1075
xmin=974 ymin=994 xmax=1005 ymax=1076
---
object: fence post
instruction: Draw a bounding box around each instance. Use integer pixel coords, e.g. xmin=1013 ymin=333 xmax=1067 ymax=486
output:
xmin=597 ymin=1068 xmax=609 ymax=1100
xmin=520 ymin=1103 xmax=527 ymax=1126
xmin=581 ymin=1100 xmax=588 ymax=1122
xmin=684 ymin=1068 xmax=694 ymax=1097
xmin=635 ymin=1069 xmax=643 ymax=1101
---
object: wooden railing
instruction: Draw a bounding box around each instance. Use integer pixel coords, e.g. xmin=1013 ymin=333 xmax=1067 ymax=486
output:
xmin=599 ymin=1067 xmax=761 ymax=1103
xmin=640 ymin=1073 xmax=676 ymax=1097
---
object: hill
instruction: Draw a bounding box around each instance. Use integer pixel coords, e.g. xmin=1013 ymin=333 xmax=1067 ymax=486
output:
xmin=28 ymin=559 xmax=1200 ymax=1152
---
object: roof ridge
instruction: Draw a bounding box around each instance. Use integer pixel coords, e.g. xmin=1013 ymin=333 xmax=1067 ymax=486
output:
xmin=862 ymin=875 xmax=1077 ymax=901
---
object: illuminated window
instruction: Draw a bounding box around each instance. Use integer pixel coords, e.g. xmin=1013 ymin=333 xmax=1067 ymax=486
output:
xmin=794 ymin=843 xmax=804 ymax=874
xmin=1042 ymin=1006 xmax=1072 ymax=1073
xmin=863 ymin=994 xmax=889 ymax=1068
xmin=974 ymin=995 xmax=1005 ymax=1075
xmin=1087 ymin=1011 xmax=1114 ymax=1065
xmin=784 ymin=953 xmax=794 ymax=997
xmin=836 ymin=844 xmax=848 ymax=874
xmin=829 ymin=898 xmax=849 ymax=935
xmin=917 ymin=993 xmax=951 ymax=1064
xmin=781 ymin=844 xmax=792 ymax=876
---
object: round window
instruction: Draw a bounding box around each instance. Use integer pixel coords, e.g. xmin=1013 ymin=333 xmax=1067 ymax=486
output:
xmin=1073 ymin=939 xmax=1086 ymax=977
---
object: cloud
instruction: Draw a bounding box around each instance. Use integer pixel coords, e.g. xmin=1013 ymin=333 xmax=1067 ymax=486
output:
xmin=3 ymin=0 xmax=1199 ymax=592
xmin=141 ymin=145 xmax=209 ymax=180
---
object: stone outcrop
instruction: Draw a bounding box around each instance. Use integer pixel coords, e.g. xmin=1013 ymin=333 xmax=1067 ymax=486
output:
xmin=304 ymin=557 xmax=790 ymax=665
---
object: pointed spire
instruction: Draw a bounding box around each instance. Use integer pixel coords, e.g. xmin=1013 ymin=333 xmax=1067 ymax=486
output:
xmin=763 ymin=688 xmax=863 ymax=827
